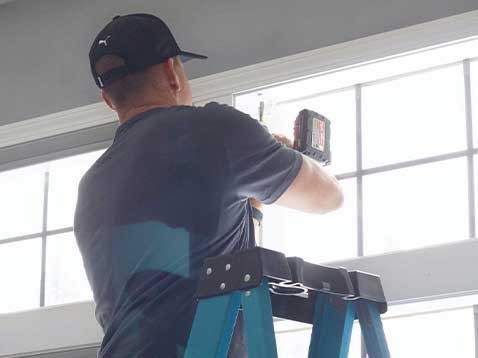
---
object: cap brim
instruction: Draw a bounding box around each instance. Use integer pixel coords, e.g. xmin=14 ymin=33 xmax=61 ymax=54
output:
xmin=179 ymin=50 xmax=208 ymax=63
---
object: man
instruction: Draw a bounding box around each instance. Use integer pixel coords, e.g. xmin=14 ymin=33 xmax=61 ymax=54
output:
xmin=74 ymin=13 xmax=343 ymax=358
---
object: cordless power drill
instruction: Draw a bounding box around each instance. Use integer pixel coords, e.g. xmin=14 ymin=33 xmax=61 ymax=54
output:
xmin=258 ymin=103 xmax=331 ymax=165
xmin=293 ymin=109 xmax=331 ymax=166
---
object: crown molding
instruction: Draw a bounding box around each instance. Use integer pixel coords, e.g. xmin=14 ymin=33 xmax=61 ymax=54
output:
xmin=189 ymin=10 xmax=478 ymax=102
xmin=0 ymin=103 xmax=114 ymax=148
xmin=0 ymin=10 xmax=477 ymax=150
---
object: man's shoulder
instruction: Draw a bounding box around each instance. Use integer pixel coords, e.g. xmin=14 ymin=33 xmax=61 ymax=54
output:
xmin=202 ymin=101 xmax=229 ymax=111
xmin=201 ymin=102 xmax=256 ymax=128
xmin=202 ymin=102 xmax=244 ymax=116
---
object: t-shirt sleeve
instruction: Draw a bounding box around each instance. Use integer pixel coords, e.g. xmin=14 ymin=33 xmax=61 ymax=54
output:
xmin=211 ymin=103 xmax=303 ymax=204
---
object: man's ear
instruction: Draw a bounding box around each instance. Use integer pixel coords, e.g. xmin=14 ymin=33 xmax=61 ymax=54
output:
xmin=164 ymin=57 xmax=181 ymax=93
xmin=101 ymin=90 xmax=116 ymax=110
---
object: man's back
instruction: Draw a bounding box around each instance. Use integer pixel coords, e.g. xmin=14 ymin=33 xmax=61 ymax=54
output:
xmin=74 ymin=103 xmax=302 ymax=357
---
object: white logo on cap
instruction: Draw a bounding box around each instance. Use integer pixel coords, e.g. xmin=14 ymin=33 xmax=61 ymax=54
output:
xmin=98 ymin=35 xmax=111 ymax=47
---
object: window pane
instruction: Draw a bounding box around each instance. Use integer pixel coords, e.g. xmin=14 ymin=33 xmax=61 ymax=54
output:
xmin=0 ymin=239 xmax=41 ymax=313
xmin=45 ymin=232 xmax=92 ymax=306
xmin=263 ymin=178 xmax=357 ymax=263
xmin=362 ymin=65 xmax=466 ymax=168
xmin=275 ymin=322 xmax=361 ymax=357
xmin=472 ymin=60 xmax=478 ymax=148
xmin=363 ymin=158 xmax=468 ymax=255
xmin=275 ymin=90 xmax=356 ymax=174
xmin=384 ymin=308 xmax=474 ymax=357
xmin=47 ymin=150 xmax=105 ymax=230
xmin=0 ymin=164 xmax=45 ymax=240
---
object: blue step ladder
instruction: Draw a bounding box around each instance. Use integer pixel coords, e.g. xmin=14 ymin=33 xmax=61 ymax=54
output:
xmin=185 ymin=248 xmax=390 ymax=358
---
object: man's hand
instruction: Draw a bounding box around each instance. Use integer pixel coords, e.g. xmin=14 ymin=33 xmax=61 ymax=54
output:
xmin=250 ymin=198 xmax=263 ymax=210
xmin=272 ymin=134 xmax=293 ymax=148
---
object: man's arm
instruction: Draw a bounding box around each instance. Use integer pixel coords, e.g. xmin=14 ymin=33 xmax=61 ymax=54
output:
xmin=213 ymin=102 xmax=342 ymax=213
xmin=252 ymin=133 xmax=343 ymax=214
xmin=275 ymin=155 xmax=343 ymax=214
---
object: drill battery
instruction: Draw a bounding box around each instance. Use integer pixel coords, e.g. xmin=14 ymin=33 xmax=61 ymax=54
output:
xmin=293 ymin=109 xmax=331 ymax=165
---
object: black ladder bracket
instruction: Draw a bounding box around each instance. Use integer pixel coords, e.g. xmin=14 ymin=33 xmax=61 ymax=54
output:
xmin=195 ymin=247 xmax=388 ymax=322
xmin=196 ymin=247 xmax=292 ymax=298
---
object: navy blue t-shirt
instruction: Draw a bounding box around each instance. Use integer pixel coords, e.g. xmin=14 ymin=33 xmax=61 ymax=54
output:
xmin=74 ymin=102 xmax=302 ymax=357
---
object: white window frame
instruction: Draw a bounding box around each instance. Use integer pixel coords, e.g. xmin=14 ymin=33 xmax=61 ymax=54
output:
xmin=1 ymin=10 xmax=478 ymax=358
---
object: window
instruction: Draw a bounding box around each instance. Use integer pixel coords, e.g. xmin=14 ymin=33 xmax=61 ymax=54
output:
xmin=0 ymin=149 xmax=104 ymax=313
xmin=381 ymin=296 xmax=477 ymax=358
xmin=274 ymin=320 xmax=362 ymax=357
xmin=235 ymin=38 xmax=478 ymax=260
xmin=45 ymin=232 xmax=93 ymax=306
xmin=384 ymin=307 xmax=475 ymax=357
xmin=363 ymin=158 xmax=469 ymax=255
xmin=0 ymin=239 xmax=41 ymax=313
xmin=0 ymin=163 xmax=45 ymax=240
xmin=361 ymin=64 xmax=466 ymax=168
xmin=48 ymin=151 xmax=104 ymax=230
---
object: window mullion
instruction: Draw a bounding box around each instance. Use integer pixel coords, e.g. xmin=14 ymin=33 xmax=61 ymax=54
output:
xmin=355 ymin=84 xmax=364 ymax=257
xmin=39 ymin=170 xmax=50 ymax=307
xmin=464 ymin=59 xmax=475 ymax=239
xmin=355 ymin=84 xmax=367 ymax=358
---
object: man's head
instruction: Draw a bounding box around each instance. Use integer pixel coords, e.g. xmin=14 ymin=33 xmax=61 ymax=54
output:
xmin=89 ymin=14 xmax=206 ymax=118
xmin=94 ymin=54 xmax=193 ymax=111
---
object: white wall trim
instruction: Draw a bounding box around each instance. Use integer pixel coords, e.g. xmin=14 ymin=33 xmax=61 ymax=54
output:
xmin=0 ymin=103 xmax=114 ymax=149
xmin=0 ymin=10 xmax=477 ymax=149
xmin=1 ymin=301 xmax=102 ymax=357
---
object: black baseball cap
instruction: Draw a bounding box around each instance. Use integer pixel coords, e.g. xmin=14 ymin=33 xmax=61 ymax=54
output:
xmin=89 ymin=13 xmax=207 ymax=88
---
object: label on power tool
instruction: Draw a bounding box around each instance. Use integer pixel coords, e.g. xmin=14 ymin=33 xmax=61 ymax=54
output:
xmin=311 ymin=117 xmax=326 ymax=152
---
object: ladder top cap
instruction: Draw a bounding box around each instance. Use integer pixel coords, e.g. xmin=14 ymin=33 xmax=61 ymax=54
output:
xmin=196 ymin=247 xmax=387 ymax=312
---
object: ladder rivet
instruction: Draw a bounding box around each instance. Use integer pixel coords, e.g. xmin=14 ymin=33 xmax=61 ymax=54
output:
xmin=220 ymin=283 xmax=226 ymax=290
xmin=206 ymin=268 xmax=212 ymax=275
xmin=244 ymin=274 xmax=251 ymax=282
xmin=245 ymin=291 xmax=251 ymax=297
xmin=225 ymin=264 xmax=231 ymax=271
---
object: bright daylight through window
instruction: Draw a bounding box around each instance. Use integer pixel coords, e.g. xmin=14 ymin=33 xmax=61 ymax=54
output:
xmin=0 ymin=150 xmax=104 ymax=313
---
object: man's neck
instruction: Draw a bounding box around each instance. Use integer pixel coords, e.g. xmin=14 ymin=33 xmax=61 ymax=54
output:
xmin=117 ymin=101 xmax=177 ymax=125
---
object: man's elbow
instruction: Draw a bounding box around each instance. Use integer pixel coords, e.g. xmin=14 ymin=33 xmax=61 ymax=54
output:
xmin=329 ymin=187 xmax=344 ymax=211
xmin=313 ymin=185 xmax=344 ymax=214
